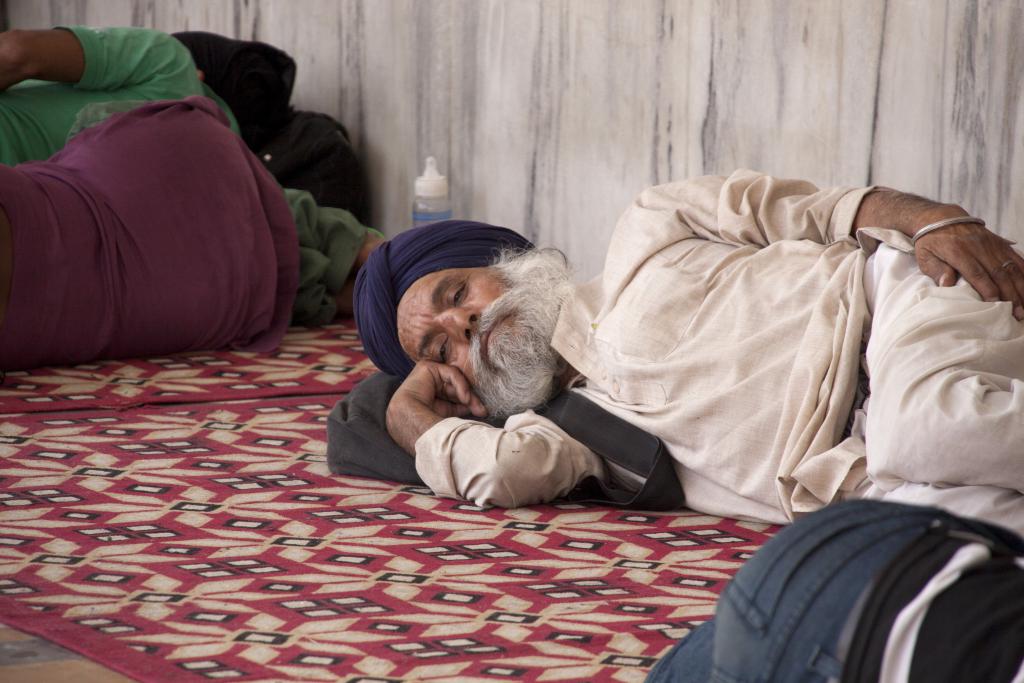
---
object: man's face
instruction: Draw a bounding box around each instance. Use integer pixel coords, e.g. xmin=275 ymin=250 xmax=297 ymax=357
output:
xmin=396 ymin=266 xmax=505 ymax=387
xmin=396 ymin=248 xmax=574 ymax=417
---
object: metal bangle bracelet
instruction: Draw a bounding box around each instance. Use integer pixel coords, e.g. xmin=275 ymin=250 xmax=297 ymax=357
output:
xmin=911 ymin=216 xmax=986 ymax=245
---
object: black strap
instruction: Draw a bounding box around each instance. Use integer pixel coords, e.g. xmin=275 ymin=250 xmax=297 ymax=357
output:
xmin=539 ymin=390 xmax=684 ymax=510
xmin=326 ymin=372 xmax=685 ymax=510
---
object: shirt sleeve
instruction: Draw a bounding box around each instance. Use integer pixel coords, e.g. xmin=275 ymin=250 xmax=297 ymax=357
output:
xmin=66 ymin=26 xmax=205 ymax=100
xmin=414 ymin=411 xmax=607 ymax=508
xmin=619 ymin=168 xmax=873 ymax=252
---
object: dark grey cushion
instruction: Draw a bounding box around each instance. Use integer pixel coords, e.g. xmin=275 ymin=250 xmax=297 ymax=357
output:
xmin=327 ymin=372 xmax=685 ymax=510
xmin=326 ymin=372 xmax=422 ymax=484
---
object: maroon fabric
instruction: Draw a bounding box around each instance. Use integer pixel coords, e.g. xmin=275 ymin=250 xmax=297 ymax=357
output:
xmin=0 ymin=96 xmax=298 ymax=371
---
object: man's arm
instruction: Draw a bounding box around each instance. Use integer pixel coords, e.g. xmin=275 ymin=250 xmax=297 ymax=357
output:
xmin=386 ymin=362 xmax=602 ymax=507
xmin=386 ymin=361 xmax=486 ymax=454
xmin=333 ymin=232 xmax=384 ymax=317
xmin=627 ymin=171 xmax=1024 ymax=317
xmin=0 ymin=29 xmax=85 ymax=90
xmin=1 ymin=26 xmax=206 ymax=100
xmin=627 ymin=171 xmax=869 ymax=248
xmin=854 ymin=187 xmax=1024 ymax=318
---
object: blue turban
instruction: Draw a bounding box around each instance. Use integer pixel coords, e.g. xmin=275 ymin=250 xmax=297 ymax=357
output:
xmin=354 ymin=220 xmax=534 ymax=377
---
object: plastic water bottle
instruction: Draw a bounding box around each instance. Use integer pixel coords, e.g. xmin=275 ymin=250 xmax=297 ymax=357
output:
xmin=412 ymin=156 xmax=452 ymax=226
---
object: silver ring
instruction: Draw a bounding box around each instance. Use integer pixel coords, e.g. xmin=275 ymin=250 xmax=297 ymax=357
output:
xmin=1001 ymin=260 xmax=1016 ymax=270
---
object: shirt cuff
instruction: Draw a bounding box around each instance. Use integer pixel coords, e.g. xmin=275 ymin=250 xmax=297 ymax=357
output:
xmin=413 ymin=417 xmax=466 ymax=499
xmin=828 ymin=185 xmax=876 ymax=242
xmin=855 ymin=226 xmax=915 ymax=256
xmin=60 ymin=26 xmax=104 ymax=90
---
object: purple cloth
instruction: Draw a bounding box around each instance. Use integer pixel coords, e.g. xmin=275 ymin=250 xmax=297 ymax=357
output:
xmin=353 ymin=220 xmax=533 ymax=377
xmin=0 ymin=96 xmax=299 ymax=370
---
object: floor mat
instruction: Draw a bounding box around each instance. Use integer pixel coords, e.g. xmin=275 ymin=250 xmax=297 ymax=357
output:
xmin=0 ymin=320 xmax=778 ymax=681
xmin=0 ymin=395 xmax=776 ymax=682
xmin=0 ymin=324 xmax=375 ymax=414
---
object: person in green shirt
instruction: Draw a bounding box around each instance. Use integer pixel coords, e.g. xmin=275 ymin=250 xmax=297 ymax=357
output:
xmin=0 ymin=25 xmax=240 ymax=163
xmin=0 ymin=25 xmax=381 ymax=323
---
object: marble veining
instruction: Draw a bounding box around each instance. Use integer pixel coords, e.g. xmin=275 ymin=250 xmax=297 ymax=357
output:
xmin=5 ymin=0 xmax=1022 ymax=278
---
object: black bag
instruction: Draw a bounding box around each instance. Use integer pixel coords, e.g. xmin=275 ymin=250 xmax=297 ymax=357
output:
xmin=326 ymin=372 xmax=685 ymax=510
xmin=258 ymin=111 xmax=370 ymax=223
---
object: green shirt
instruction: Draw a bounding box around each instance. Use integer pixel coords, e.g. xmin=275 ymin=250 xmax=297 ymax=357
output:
xmin=287 ymin=188 xmax=383 ymax=326
xmin=0 ymin=25 xmax=239 ymax=165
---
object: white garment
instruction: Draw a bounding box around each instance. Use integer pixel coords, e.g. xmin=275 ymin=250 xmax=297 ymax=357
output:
xmin=418 ymin=171 xmax=874 ymax=522
xmin=855 ymin=244 xmax=1024 ymax=534
xmin=415 ymin=172 xmax=1024 ymax=533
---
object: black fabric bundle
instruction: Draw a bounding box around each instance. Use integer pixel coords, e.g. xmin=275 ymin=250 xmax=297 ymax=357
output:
xmin=174 ymin=31 xmax=370 ymax=221
xmin=173 ymin=30 xmax=296 ymax=151
xmin=259 ymin=111 xmax=370 ymax=223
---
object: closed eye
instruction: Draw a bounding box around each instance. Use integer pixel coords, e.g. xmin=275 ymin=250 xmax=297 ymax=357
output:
xmin=453 ymin=282 xmax=466 ymax=306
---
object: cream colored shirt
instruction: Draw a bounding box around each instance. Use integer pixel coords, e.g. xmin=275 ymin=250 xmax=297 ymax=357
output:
xmin=416 ymin=170 xmax=881 ymax=523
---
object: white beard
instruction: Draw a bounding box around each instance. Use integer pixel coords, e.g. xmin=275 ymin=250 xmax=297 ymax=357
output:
xmin=469 ymin=248 xmax=575 ymax=418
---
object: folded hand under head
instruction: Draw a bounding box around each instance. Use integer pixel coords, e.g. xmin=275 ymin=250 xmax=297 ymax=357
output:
xmin=386 ymin=361 xmax=487 ymax=455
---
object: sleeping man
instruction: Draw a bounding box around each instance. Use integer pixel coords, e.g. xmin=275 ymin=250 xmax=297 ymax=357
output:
xmin=353 ymin=171 xmax=1024 ymax=533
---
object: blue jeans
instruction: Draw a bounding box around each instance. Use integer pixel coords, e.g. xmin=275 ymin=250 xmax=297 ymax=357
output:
xmin=645 ymin=500 xmax=1023 ymax=683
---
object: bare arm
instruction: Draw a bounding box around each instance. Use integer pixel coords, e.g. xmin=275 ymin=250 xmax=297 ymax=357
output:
xmin=855 ymin=187 xmax=1024 ymax=318
xmin=853 ymin=187 xmax=964 ymax=239
xmin=0 ymin=29 xmax=85 ymax=90
xmin=334 ymin=232 xmax=384 ymax=317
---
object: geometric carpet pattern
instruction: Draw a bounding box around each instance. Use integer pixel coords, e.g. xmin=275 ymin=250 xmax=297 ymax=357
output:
xmin=0 ymin=323 xmax=777 ymax=682
xmin=0 ymin=325 xmax=376 ymax=414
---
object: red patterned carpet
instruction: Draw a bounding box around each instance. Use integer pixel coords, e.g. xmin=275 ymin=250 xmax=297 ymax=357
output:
xmin=0 ymin=326 xmax=375 ymax=413
xmin=0 ymin=322 xmax=776 ymax=682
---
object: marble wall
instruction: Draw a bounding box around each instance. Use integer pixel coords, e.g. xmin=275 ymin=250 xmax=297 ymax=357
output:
xmin=6 ymin=0 xmax=1022 ymax=277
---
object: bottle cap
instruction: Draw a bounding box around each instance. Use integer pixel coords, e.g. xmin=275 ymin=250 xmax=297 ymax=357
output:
xmin=415 ymin=156 xmax=449 ymax=198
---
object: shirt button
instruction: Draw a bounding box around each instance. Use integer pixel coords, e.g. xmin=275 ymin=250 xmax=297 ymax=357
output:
xmin=612 ymin=380 xmax=620 ymax=393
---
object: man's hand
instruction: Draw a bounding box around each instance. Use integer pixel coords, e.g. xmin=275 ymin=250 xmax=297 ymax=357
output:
xmin=915 ymin=222 xmax=1024 ymax=319
xmin=385 ymin=362 xmax=487 ymax=454
xmin=855 ymin=187 xmax=1024 ymax=319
